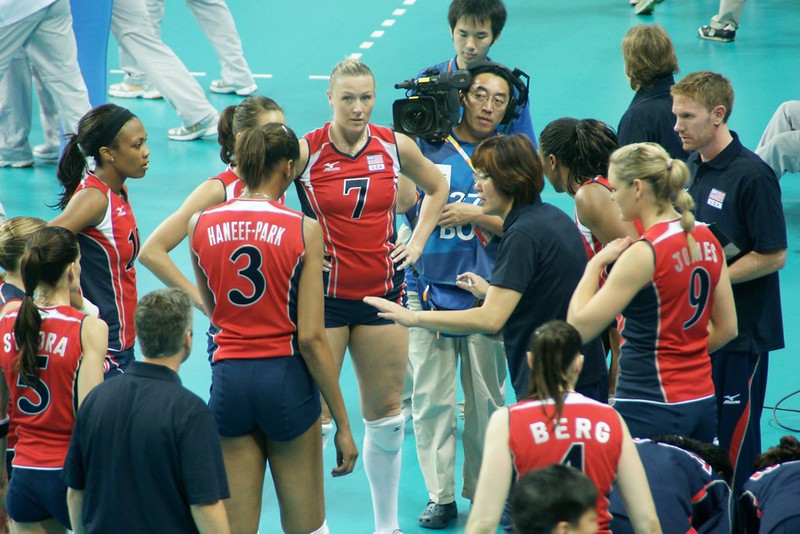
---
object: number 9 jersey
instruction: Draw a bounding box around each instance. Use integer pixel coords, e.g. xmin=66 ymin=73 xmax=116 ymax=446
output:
xmin=295 ymin=123 xmax=403 ymax=300
xmin=191 ymin=199 xmax=306 ymax=362
xmin=616 ymin=220 xmax=724 ymax=403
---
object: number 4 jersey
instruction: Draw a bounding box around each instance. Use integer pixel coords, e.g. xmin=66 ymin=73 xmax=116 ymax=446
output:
xmin=191 ymin=199 xmax=305 ymax=362
xmin=296 ymin=123 xmax=403 ymax=300
xmin=508 ymin=392 xmax=624 ymax=534
xmin=0 ymin=305 xmax=87 ymax=469
xmin=616 ymin=219 xmax=724 ymax=403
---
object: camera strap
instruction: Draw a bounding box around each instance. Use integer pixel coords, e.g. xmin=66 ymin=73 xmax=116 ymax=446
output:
xmin=446 ymin=134 xmax=490 ymax=247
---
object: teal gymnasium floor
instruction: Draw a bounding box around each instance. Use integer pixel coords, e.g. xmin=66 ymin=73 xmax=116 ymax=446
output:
xmin=1 ymin=0 xmax=799 ymax=531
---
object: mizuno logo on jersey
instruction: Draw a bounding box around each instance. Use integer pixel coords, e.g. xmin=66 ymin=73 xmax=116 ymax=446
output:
xmin=707 ymin=188 xmax=726 ymax=209
xmin=723 ymin=393 xmax=741 ymax=405
xmin=367 ymin=154 xmax=385 ymax=171
xmin=323 ymin=162 xmax=341 ymax=172
xmin=116 ymin=206 xmax=127 ymax=217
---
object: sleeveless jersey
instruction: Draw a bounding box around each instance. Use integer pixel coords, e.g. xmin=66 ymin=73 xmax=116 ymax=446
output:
xmin=192 ymin=198 xmax=305 ymax=362
xmin=608 ymin=438 xmax=731 ymax=534
xmin=508 ymin=392 xmax=624 ymax=533
xmin=616 ymin=220 xmax=723 ymax=403
xmin=0 ymin=305 xmax=85 ymax=469
xmin=210 ymin=166 xmax=285 ymax=205
xmin=210 ymin=166 xmax=245 ymax=201
xmin=296 ymin=123 xmax=402 ymax=300
xmin=73 ymin=173 xmax=138 ymax=357
xmin=741 ymin=460 xmax=800 ymax=533
xmin=575 ymin=176 xmax=612 ymax=259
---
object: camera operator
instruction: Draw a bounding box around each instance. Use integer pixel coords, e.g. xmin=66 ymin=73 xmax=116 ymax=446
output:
xmin=422 ymin=0 xmax=535 ymax=141
xmin=401 ymin=62 xmax=517 ymax=530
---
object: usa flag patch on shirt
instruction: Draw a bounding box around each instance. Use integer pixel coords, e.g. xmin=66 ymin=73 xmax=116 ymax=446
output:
xmin=707 ymin=188 xmax=726 ymax=209
xmin=367 ymin=154 xmax=385 ymax=171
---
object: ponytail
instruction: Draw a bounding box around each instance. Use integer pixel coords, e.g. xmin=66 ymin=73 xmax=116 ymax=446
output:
xmin=236 ymin=123 xmax=299 ymax=191
xmin=15 ymin=247 xmax=44 ymax=386
xmin=55 ymin=134 xmax=88 ymax=210
xmin=218 ymin=105 xmax=237 ymax=165
xmin=526 ymin=321 xmax=583 ymax=426
xmin=11 ymin=227 xmax=79 ymax=386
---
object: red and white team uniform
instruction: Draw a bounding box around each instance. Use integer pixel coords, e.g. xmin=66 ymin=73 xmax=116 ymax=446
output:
xmin=210 ymin=166 xmax=245 ymax=201
xmin=508 ymin=392 xmax=624 ymax=534
xmin=296 ymin=123 xmax=403 ymax=299
xmin=73 ymin=173 xmax=138 ymax=358
xmin=192 ymin=198 xmax=305 ymax=362
xmin=576 ymin=176 xmax=613 ymax=259
xmin=0 ymin=305 xmax=86 ymax=469
xmin=616 ymin=220 xmax=724 ymax=403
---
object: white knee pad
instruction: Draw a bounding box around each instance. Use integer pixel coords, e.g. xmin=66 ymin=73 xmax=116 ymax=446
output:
xmin=364 ymin=414 xmax=404 ymax=453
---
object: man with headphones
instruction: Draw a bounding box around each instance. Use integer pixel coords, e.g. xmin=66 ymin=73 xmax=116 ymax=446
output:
xmin=403 ymin=62 xmax=524 ymax=530
xmin=419 ymin=0 xmax=535 ymax=142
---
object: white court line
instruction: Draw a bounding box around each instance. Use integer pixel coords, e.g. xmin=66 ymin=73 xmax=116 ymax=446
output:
xmin=349 ymin=53 xmax=363 ymax=60
xmin=308 ymin=75 xmax=331 ymax=80
xmin=403 ymin=0 xmax=416 ymax=4
xmin=382 ymin=19 xmax=395 ymax=27
xmin=360 ymin=41 xmax=374 ymax=49
xmin=252 ymin=74 xmax=274 ymax=79
xmin=110 ymin=69 xmax=208 ymax=77
xmin=392 ymin=8 xmax=406 ymax=16
xmin=371 ymin=30 xmax=385 ymax=38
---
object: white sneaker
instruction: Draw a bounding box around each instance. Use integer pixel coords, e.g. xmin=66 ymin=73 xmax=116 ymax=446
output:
xmin=109 ymin=81 xmax=163 ymax=100
xmin=33 ymin=143 xmax=60 ymax=161
xmin=634 ymin=0 xmax=655 ymax=14
xmin=168 ymin=113 xmax=219 ymax=141
xmin=0 ymin=159 xmax=34 ymax=168
xmin=209 ymin=79 xmax=258 ymax=96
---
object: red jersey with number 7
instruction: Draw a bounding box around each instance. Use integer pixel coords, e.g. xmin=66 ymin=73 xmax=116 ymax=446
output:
xmin=191 ymin=199 xmax=305 ymax=362
xmin=508 ymin=392 xmax=624 ymax=534
xmin=0 ymin=305 xmax=86 ymax=469
xmin=296 ymin=123 xmax=403 ymax=300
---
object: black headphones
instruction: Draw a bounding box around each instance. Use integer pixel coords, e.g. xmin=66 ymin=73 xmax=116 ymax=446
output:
xmin=466 ymin=61 xmax=530 ymax=128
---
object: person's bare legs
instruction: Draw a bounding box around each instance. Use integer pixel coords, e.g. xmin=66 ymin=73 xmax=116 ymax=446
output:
xmin=220 ymin=431 xmax=267 ymax=534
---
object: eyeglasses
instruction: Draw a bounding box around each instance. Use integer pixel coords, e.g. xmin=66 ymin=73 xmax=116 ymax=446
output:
xmin=468 ymin=90 xmax=509 ymax=109
xmin=473 ymin=172 xmax=491 ymax=185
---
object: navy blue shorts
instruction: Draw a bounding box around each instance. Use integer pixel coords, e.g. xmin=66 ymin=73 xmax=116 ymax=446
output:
xmin=325 ymin=289 xmax=406 ymax=328
xmin=6 ymin=468 xmax=69 ymax=527
xmin=614 ymin=395 xmax=717 ymax=442
xmin=209 ymin=357 xmax=321 ymax=441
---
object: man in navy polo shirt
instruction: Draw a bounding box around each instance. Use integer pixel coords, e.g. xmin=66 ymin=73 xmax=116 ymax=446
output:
xmin=63 ymin=289 xmax=230 ymax=533
xmin=672 ymin=71 xmax=786 ymax=496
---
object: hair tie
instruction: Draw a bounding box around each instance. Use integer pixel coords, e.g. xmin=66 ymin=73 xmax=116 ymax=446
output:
xmin=24 ymin=288 xmax=35 ymax=297
xmin=666 ymin=158 xmax=674 ymax=171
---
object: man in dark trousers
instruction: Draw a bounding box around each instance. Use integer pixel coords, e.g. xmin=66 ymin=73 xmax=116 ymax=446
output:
xmin=672 ymin=71 xmax=786 ymax=496
xmin=63 ymin=288 xmax=230 ymax=533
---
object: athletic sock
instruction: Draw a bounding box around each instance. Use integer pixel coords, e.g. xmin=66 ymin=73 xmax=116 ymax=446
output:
xmin=307 ymin=519 xmax=329 ymax=534
xmin=363 ymin=414 xmax=405 ymax=534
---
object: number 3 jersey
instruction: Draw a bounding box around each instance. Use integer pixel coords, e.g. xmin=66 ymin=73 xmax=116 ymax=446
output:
xmin=0 ymin=305 xmax=87 ymax=469
xmin=192 ymin=199 xmax=305 ymax=362
xmin=617 ymin=219 xmax=724 ymax=403
xmin=296 ymin=123 xmax=403 ymax=300
xmin=508 ymin=392 xmax=624 ymax=533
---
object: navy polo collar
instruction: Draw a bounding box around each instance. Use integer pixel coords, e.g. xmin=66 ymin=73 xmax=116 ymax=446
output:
xmin=632 ymin=74 xmax=675 ymax=103
xmin=503 ymin=197 xmax=543 ymax=232
xmin=689 ymin=130 xmax=744 ymax=170
xmin=125 ymin=361 xmax=182 ymax=384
